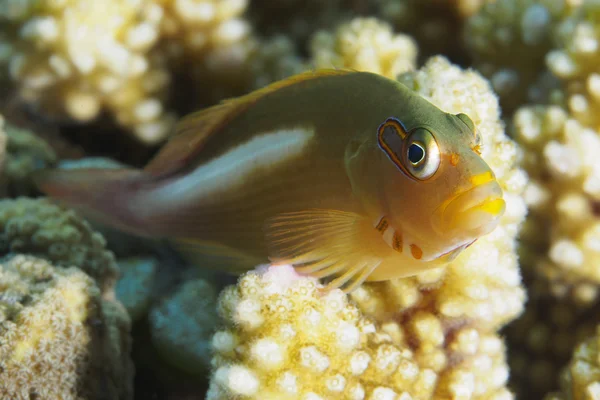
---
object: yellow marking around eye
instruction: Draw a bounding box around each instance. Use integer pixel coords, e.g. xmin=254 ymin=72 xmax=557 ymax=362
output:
xmin=450 ymin=153 xmax=460 ymax=166
xmin=470 ymin=171 xmax=494 ymax=186
xmin=410 ymin=244 xmax=422 ymax=259
xmin=392 ymin=231 xmax=402 ymax=252
xmin=375 ymin=216 xmax=388 ymax=233
xmin=472 ymin=144 xmax=482 ymax=155
xmin=473 ymin=198 xmax=505 ymax=216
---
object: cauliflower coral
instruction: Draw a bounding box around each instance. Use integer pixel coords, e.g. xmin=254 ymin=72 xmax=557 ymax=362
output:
xmin=309 ymin=17 xmax=418 ymax=79
xmin=0 ymin=0 xmax=253 ymax=144
xmin=0 ymin=254 xmax=132 ymax=400
xmin=0 ymin=0 xmax=175 ymax=144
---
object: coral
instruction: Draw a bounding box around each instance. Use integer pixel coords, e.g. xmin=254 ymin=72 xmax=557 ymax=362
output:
xmin=506 ymin=103 xmax=600 ymax=396
xmin=248 ymin=0 xmax=361 ymax=46
xmin=156 ymin=0 xmax=256 ymax=104
xmin=149 ymin=278 xmax=220 ymax=375
xmin=0 ymin=118 xmax=57 ymax=197
xmin=544 ymin=325 xmax=600 ymax=400
xmin=208 ymin=264 xmax=513 ymax=400
xmin=309 ymin=17 xmax=418 ymax=79
xmin=374 ymin=0 xmax=469 ymax=62
xmin=0 ymin=254 xmax=132 ymax=400
xmin=245 ymin=35 xmax=306 ymax=90
xmin=116 ymin=257 xmax=159 ymax=322
xmin=506 ymin=291 xmax=598 ymax=398
xmin=512 ymin=105 xmax=600 ymax=304
xmin=0 ymin=197 xmax=118 ymax=292
xmin=0 ymin=0 xmax=176 ymax=144
xmin=464 ymin=0 xmax=577 ymax=113
xmin=546 ymin=1 xmax=600 ymax=129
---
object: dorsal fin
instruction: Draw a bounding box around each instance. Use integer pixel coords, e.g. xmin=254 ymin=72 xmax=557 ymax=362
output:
xmin=144 ymin=69 xmax=354 ymax=178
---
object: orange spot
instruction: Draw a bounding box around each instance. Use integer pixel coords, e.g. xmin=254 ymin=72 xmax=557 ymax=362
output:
xmin=410 ymin=244 xmax=422 ymax=259
xmin=450 ymin=153 xmax=460 ymax=166
xmin=472 ymin=144 xmax=482 ymax=155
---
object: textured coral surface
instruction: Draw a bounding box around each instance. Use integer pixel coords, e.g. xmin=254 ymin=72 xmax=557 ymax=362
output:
xmin=0 ymin=254 xmax=132 ymax=400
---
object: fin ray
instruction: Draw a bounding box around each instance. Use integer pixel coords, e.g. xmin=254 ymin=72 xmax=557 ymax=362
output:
xmin=265 ymin=209 xmax=386 ymax=292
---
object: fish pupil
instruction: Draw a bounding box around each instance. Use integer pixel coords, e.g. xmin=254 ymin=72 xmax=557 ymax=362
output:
xmin=408 ymin=143 xmax=425 ymax=165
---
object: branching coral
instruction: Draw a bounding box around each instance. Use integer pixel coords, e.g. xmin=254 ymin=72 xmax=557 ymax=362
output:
xmin=506 ymin=102 xmax=600 ymax=396
xmin=243 ymin=15 xmax=419 ymax=99
xmin=464 ymin=0 xmax=577 ymax=113
xmin=0 ymin=254 xmax=132 ymax=400
xmin=546 ymin=1 xmax=600 ymax=128
xmin=154 ymin=0 xmax=255 ymax=103
xmin=513 ymin=105 xmax=600 ymax=304
xmin=0 ymin=0 xmax=177 ymax=144
xmin=0 ymin=197 xmax=119 ymax=292
xmin=309 ymin=17 xmax=418 ymax=79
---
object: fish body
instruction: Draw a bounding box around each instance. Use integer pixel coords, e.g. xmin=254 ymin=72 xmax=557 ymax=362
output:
xmin=35 ymin=70 xmax=505 ymax=292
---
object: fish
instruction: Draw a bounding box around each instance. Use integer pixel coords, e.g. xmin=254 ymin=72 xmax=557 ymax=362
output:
xmin=33 ymin=69 xmax=506 ymax=293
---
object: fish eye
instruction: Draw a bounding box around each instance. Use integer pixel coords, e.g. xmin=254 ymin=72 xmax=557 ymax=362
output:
xmin=403 ymin=129 xmax=440 ymax=180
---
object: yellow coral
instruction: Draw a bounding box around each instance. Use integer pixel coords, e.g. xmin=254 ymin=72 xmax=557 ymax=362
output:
xmin=0 ymin=254 xmax=132 ymax=400
xmin=0 ymin=197 xmax=118 ymax=292
xmin=309 ymin=17 xmax=418 ymax=79
xmin=0 ymin=0 xmax=176 ymax=144
xmin=513 ymin=105 xmax=600 ymax=303
xmin=208 ymin=264 xmax=513 ymax=399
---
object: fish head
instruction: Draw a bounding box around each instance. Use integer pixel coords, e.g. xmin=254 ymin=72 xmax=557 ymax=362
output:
xmin=347 ymin=111 xmax=505 ymax=262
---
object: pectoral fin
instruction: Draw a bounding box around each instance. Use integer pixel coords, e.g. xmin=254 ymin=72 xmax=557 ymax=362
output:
xmin=265 ymin=209 xmax=385 ymax=292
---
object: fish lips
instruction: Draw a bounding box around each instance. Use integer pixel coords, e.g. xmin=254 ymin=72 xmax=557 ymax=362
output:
xmin=431 ymin=180 xmax=506 ymax=237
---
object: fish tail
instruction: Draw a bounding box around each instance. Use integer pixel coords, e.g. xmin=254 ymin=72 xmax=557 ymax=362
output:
xmin=33 ymin=167 xmax=152 ymax=236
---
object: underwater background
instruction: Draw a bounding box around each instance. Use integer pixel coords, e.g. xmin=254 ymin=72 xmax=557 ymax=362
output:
xmin=1 ymin=0 xmax=599 ymax=399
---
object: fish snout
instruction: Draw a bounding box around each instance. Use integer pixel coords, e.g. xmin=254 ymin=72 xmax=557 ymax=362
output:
xmin=432 ymin=172 xmax=505 ymax=236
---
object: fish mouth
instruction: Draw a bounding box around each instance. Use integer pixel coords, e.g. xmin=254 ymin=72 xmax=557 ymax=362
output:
xmin=432 ymin=172 xmax=505 ymax=236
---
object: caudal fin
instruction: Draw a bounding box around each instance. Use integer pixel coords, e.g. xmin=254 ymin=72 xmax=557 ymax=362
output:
xmin=33 ymin=167 xmax=151 ymax=236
